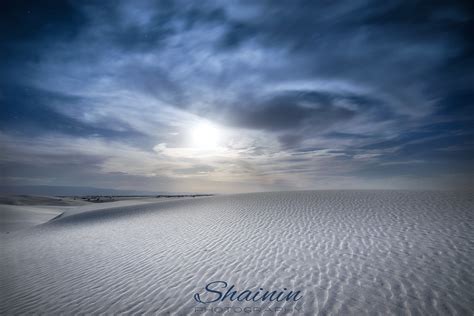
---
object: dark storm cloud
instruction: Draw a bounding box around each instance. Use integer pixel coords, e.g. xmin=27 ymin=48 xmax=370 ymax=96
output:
xmin=0 ymin=0 xmax=473 ymax=192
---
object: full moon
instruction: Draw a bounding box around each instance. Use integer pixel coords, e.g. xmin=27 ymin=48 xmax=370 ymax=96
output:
xmin=191 ymin=122 xmax=220 ymax=149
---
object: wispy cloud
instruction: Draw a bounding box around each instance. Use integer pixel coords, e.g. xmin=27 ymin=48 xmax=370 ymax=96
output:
xmin=0 ymin=0 xmax=472 ymax=192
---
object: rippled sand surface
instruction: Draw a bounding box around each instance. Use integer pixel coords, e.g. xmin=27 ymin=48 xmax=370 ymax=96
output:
xmin=1 ymin=191 xmax=473 ymax=315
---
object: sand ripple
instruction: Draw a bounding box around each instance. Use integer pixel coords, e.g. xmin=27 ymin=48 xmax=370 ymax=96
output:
xmin=1 ymin=191 xmax=473 ymax=315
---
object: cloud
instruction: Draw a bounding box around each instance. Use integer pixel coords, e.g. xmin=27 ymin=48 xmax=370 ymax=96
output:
xmin=0 ymin=0 xmax=472 ymax=192
xmin=225 ymin=90 xmax=357 ymax=131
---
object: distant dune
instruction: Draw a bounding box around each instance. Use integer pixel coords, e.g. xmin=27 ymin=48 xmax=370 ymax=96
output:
xmin=0 ymin=195 xmax=165 ymax=233
xmin=0 ymin=195 xmax=89 ymax=232
xmin=0 ymin=185 xmax=184 ymax=196
xmin=0 ymin=195 xmax=91 ymax=206
xmin=1 ymin=191 xmax=473 ymax=315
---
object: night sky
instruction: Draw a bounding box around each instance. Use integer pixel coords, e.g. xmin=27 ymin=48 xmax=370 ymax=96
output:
xmin=1 ymin=0 xmax=473 ymax=193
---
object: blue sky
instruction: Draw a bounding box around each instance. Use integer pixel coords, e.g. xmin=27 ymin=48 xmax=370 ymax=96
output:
xmin=1 ymin=0 xmax=473 ymax=193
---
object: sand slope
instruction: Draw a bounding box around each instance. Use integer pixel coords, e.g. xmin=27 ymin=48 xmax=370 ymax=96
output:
xmin=1 ymin=191 xmax=473 ymax=315
xmin=0 ymin=205 xmax=64 ymax=233
xmin=0 ymin=196 xmax=165 ymax=232
xmin=0 ymin=195 xmax=90 ymax=233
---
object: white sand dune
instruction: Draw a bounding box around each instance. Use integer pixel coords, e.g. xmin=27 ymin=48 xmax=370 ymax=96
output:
xmin=58 ymin=198 xmax=169 ymax=219
xmin=0 ymin=195 xmax=89 ymax=233
xmin=0 ymin=196 xmax=168 ymax=233
xmin=1 ymin=191 xmax=473 ymax=315
xmin=0 ymin=205 xmax=64 ymax=233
